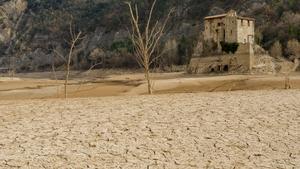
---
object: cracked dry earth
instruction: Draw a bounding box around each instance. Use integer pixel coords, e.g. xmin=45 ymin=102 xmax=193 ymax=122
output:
xmin=0 ymin=90 xmax=299 ymax=169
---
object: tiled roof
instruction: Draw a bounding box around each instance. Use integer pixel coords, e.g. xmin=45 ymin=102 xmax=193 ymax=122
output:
xmin=204 ymin=14 xmax=227 ymax=20
xmin=237 ymin=16 xmax=255 ymax=21
xmin=204 ymin=13 xmax=255 ymax=21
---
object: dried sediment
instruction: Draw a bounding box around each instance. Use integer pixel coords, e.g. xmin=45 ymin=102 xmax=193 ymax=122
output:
xmin=0 ymin=90 xmax=299 ymax=168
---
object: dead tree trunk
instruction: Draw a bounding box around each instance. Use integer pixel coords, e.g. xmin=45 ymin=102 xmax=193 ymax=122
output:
xmin=145 ymin=65 xmax=152 ymax=94
xmin=284 ymin=58 xmax=299 ymax=90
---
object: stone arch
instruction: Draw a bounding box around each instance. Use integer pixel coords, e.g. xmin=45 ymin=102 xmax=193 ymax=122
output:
xmin=223 ymin=65 xmax=229 ymax=71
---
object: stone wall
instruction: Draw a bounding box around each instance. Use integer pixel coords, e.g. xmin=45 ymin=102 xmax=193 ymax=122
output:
xmin=204 ymin=17 xmax=226 ymax=42
xmin=235 ymin=43 xmax=254 ymax=71
xmin=188 ymin=43 xmax=254 ymax=74
xmin=237 ymin=19 xmax=255 ymax=44
xmin=224 ymin=16 xmax=238 ymax=43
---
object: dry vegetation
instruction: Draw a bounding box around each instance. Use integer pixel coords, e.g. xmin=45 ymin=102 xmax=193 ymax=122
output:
xmin=1 ymin=0 xmax=299 ymax=72
xmin=126 ymin=0 xmax=173 ymax=94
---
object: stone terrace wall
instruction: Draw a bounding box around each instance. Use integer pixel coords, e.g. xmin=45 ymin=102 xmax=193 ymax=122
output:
xmin=188 ymin=43 xmax=253 ymax=74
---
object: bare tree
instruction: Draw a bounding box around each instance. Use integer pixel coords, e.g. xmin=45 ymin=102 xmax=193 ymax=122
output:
xmin=125 ymin=0 xmax=173 ymax=94
xmin=64 ymin=24 xmax=82 ymax=99
xmin=53 ymin=22 xmax=83 ymax=99
xmin=284 ymin=58 xmax=299 ymax=89
xmin=280 ymin=40 xmax=300 ymax=89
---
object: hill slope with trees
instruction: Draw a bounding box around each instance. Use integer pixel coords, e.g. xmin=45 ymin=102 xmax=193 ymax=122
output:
xmin=0 ymin=0 xmax=299 ymax=71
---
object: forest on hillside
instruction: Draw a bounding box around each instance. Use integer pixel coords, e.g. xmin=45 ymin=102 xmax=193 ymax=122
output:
xmin=0 ymin=0 xmax=299 ymax=71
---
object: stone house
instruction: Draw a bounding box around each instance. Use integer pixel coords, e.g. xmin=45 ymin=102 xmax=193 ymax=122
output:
xmin=189 ymin=10 xmax=257 ymax=74
xmin=204 ymin=10 xmax=255 ymax=45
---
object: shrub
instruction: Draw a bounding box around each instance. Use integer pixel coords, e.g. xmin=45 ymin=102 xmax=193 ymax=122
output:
xmin=269 ymin=41 xmax=282 ymax=58
xmin=286 ymin=39 xmax=300 ymax=59
xmin=110 ymin=39 xmax=134 ymax=53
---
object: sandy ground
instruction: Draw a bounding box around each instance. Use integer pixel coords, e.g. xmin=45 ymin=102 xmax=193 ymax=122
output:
xmin=1 ymin=70 xmax=300 ymax=100
xmin=0 ymin=90 xmax=299 ymax=168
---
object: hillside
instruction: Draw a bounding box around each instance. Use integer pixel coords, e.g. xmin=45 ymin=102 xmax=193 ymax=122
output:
xmin=0 ymin=0 xmax=299 ymax=71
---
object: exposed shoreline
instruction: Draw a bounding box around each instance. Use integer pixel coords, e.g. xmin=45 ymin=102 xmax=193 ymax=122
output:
xmin=0 ymin=71 xmax=300 ymax=100
xmin=0 ymin=90 xmax=298 ymax=168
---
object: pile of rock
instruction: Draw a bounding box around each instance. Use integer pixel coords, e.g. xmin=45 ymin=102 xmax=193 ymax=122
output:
xmin=251 ymin=45 xmax=297 ymax=74
xmin=252 ymin=54 xmax=276 ymax=74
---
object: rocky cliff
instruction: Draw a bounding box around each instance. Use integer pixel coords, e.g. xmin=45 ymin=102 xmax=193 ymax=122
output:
xmin=0 ymin=0 xmax=299 ymax=72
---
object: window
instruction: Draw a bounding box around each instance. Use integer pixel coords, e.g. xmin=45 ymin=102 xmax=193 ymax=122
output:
xmin=218 ymin=23 xmax=221 ymax=26
xmin=230 ymin=30 xmax=233 ymax=35
xmin=241 ymin=19 xmax=244 ymax=26
xmin=248 ymin=20 xmax=250 ymax=26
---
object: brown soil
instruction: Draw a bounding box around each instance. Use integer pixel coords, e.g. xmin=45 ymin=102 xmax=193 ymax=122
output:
xmin=0 ymin=70 xmax=300 ymax=100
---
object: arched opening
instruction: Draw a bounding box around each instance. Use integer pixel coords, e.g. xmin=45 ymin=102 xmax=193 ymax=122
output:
xmin=223 ymin=65 xmax=229 ymax=72
xmin=210 ymin=68 xmax=215 ymax=72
